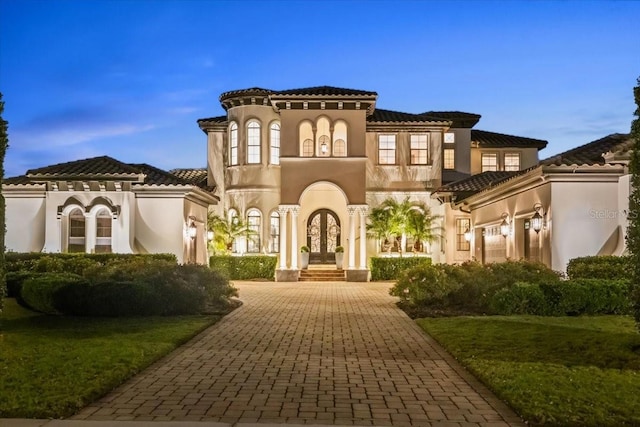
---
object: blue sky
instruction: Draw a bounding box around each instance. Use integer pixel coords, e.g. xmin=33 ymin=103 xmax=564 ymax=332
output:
xmin=1 ymin=0 xmax=638 ymax=177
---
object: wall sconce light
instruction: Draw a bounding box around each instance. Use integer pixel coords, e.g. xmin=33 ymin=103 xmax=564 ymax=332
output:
xmin=531 ymin=203 xmax=546 ymax=234
xmin=188 ymin=216 xmax=197 ymax=240
xmin=500 ymin=213 xmax=511 ymax=238
xmin=207 ymin=230 xmax=214 ymax=241
xmin=320 ymin=141 xmax=328 ymax=155
xmin=464 ymin=228 xmax=472 ymax=242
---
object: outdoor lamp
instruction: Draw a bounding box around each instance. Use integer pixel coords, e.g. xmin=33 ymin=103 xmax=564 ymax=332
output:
xmin=531 ymin=203 xmax=545 ymax=234
xmin=320 ymin=141 xmax=328 ymax=154
xmin=500 ymin=213 xmax=510 ymax=238
xmin=207 ymin=230 xmax=214 ymax=241
xmin=464 ymin=228 xmax=472 ymax=242
xmin=188 ymin=220 xmax=197 ymax=239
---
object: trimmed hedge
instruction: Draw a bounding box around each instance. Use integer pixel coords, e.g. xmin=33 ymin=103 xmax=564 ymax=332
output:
xmin=370 ymin=256 xmax=432 ymax=281
xmin=21 ymin=273 xmax=89 ymax=314
xmin=491 ymin=279 xmax=631 ymax=316
xmin=209 ymin=255 xmax=277 ymax=280
xmin=566 ymin=255 xmax=630 ymax=281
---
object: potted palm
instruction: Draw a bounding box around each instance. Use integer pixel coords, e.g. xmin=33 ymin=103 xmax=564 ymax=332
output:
xmin=335 ymin=246 xmax=344 ymax=269
xmin=300 ymin=245 xmax=310 ymax=269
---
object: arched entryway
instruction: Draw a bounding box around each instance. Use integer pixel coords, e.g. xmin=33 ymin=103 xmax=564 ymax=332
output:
xmin=307 ymin=209 xmax=341 ymax=264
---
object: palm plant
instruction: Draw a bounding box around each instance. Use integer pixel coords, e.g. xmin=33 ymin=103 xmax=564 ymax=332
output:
xmin=207 ymin=211 xmax=253 ymax=255
xmin=366 ymin=205 xmax=395 ymax=254
xmin=406 ymin=202 xmax=442 ymax=253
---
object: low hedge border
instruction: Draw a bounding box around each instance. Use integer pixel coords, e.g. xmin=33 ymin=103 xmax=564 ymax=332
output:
xmin=370 ymin=256 xmax=432 ymax=281
xmin=210 ymin=255 xmax=277 ymax=280
xmin=566 ymin=255 xmax=630 ymax=281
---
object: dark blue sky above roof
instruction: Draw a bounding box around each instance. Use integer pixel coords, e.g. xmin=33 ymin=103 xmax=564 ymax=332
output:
xmin=1 ymin=0 xmax=638 ymax=177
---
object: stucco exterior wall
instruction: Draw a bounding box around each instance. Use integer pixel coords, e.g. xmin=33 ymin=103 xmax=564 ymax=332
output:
xmin=134 ymin=195 xmax=188 ymax=263
xmin=5 ymin=192 xmax=46 ymax=252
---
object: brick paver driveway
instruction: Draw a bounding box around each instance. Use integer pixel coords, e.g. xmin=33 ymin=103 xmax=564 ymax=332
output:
xmin=75 ymin=281 xmax=523 ymax=426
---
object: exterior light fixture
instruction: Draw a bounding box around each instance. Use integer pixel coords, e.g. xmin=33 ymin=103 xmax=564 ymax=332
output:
xmin=188 ymin=218 xmax=197 ymax=239
xmin=207 ymin=230 xmax=214 ymax=241
xmin=531 ymin=203 xmax=546 ymax=234
xmin=320 ymin=141 xmax=328 ymax=154
xmin=464 ymin=228 xmax=472 ymax=242
xmin=500 ymin=213 xmax=510 ymax=238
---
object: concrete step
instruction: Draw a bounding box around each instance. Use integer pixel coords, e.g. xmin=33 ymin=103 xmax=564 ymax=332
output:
xmin=299 ymin=268 xmax=345 ymax=281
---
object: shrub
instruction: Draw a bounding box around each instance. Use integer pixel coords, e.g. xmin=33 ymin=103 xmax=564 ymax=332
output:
xmin=488 ymin=259 xmax=562 ymax=287
xmin=566 ymin=255 xmax=630 ymax=281
xmin=54 ymin=281 xmax=155 ymax=317
xmin=370 ymin=257 xmax=431 ymax=281
xmin=21 ymin=273 xmax=88 ymax=314
xmin=391 ymin=264 xmax=459 ymax=306
xmin=491 ymin=282 xmax=547 ymax=315
xmin=5 ymin=253 xmax=177 ymax=274
xmin=209 ymin=255 xmax=277 ymax=280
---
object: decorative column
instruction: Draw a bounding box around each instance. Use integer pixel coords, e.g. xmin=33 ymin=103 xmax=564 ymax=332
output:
xmin=290 ymin=206 xmax=300 ymax=269
xmin=347 ymin=206 xmax=357 ymax=269
xmin=358 ymin=206 xmax=368 ymax=269
xmin=278 ymin=206 xmax=288 ymax=269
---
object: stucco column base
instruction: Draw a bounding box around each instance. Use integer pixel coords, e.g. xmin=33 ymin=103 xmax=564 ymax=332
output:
xmin=346 ymin=269 xmax=369 ymax=282
xmin=276 ymin=269 xmax=299 ymax=282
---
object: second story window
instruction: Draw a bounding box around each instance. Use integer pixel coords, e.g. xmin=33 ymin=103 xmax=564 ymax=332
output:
xmin=302 ymin=139 xmax=314 ymax=157
xmin=504 ymin=152 xmax=521 ymax=171
xmin=410 ymin=134 xmax=429 ymax=165
xmin=229 ymin=122 xmax=238 ymax=166
xmin=444 ymin=148 xmax=455 ymax=169
xmin=334 ymin=139 xmax=346 ymax=157
xmin=378 ymin=135 xmax=396 ymax=165
xmin=247 ymin=121 xmax=261 ymax=164
xmin=481 ymin=153 xmax=498 ymax=172
xmin=270 ymin=123 xmax=280 ymax=165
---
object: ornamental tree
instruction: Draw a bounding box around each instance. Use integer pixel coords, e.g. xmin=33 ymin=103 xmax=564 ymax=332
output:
xmin=627 ymin=77 xmax=640 ymax=329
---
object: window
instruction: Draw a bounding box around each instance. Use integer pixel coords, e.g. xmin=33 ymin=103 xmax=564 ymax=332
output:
xmin=481 ymin=153 xmax=498 ymax=172
xmin=95 ymin=209 xmax=112 ymax=253
xmin=456 ymin=218 xmax=471 ymax=251
xmin=247 ymin=121 xmax=261 ymax=164
xmin=333 ymin=120 xmax=348 ymax=157
xmin=270 ymin=211 xmax=280 ymax=252
xmin=247 ymin=209 xmax=261 ymax=253
xmin=334 ymin=139 xmax=346 ymax=157
xmin=504 ymin=152 xmax=521 ymax=171
xmin=68 ymin=208 xmax=85 ymax=253
xmin=444 ymin=148 xmax=455 ymax=169
xmin=229 ymin=122 xmax=238 ymax=165
xmin=270 ymin=123 xmax=280 ymax=164
xmin=228 ymin=209 xmax=238 ymax=253
xmin=378 ymin=135 xmax=396 ymax=164
xmin=302 ymin=139 xmax=314 ymax=157
xmin=410 ymin=134 xmax=429 ymax=165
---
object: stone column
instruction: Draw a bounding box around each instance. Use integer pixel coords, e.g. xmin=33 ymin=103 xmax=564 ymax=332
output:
xmin=347 ymin=206 xmax=357 ymax=269
xmin=358 ymin=206 xmax=368 ymax=269
xmin=278 ymin=206 xmax=288 ymax=269
xmin=290 ymin=206 xmax=300 ymax=269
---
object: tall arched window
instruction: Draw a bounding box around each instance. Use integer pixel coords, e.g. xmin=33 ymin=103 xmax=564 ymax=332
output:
xmin=247 ymin=120 xmax=261 ymax=164
xmin=229 ymin=122 xmax=238 ymax=165
xmin=228 ymin=209 xmax=238 ymax=253
xmin=270 ymin=122 xmax=280 ymax=165
xmin=68 ymin=208 xmax=85 ymax=253
xmin=299 ymin=121 xmax=313 ymax=157
xmin=270 ymin=211 xmax=280 ymax=253
xmin=95 ymin=209 xmax=112 ymax=253
xmin=333 ymin=120 xmax=347 ymax=157
xmin=316 ymin=117 xmax=330 ymax=157
xmin=247 ymin=209 xmax=261 ymax=253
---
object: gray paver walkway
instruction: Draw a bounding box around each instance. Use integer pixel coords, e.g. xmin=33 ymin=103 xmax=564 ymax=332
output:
xmin=73 ymin=281 xmax=524 ymax=426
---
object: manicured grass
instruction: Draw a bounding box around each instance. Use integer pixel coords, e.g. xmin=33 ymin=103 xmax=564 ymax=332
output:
xmin=0 ymin=298 xmax=221 ymax=418
xmin=417 ymin=315 xmax=640 ymax=427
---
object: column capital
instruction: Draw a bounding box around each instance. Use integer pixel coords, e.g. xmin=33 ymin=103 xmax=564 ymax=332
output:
xmin=357 ymin=205 xmax=369 ymax=215
xmin=347 ymin=205 xmax=357 ymax=216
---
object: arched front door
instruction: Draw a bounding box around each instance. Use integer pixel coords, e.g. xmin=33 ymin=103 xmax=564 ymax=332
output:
xmin=307 ymin=209 xmax=341 ymax=264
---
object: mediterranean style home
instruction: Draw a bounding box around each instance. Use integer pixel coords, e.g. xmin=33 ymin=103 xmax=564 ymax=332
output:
xmin=3 ymin=86 xmax=633 ymax=279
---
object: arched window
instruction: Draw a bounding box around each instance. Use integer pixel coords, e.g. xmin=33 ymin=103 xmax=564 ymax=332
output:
xmin=270 ymin=211 xmax=280 ymax=253
xmin=228 ymin=209 xmax=239 ymax=253
xmin=316 ymin=117 xmax=330 ymax=157
xmin=247 ymin=209 xmax=261 ymax=253
xmin=229 ymin=122 xmax=238 ymax=165
xmin=95 ymin=208 xmax=112 ymax=253
xmin=299 ymin=121 xmax=313 ymax=157
xmin=333 ymin=121 xmax=347 ymax=157
xmin=270 ymin=122 xmax=280 ymax=165
xmin=247 ymin=120 xmax=261 ymax=164
xmin=68 ymin=208 xmax=85 ymax=253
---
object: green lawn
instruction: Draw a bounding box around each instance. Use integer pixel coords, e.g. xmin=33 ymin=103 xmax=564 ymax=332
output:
xmin=0 ymin=298 xmax=221 ymax=418
xmin=417 ymin=315 xmax=640 ymax=427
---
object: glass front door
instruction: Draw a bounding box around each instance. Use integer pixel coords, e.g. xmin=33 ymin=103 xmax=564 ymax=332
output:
xmin=307 ymin=209 xmax=341 ymax=264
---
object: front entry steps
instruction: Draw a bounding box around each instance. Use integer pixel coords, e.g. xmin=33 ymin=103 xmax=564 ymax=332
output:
xmin=299 ymin=265 xmax=345 ymax=281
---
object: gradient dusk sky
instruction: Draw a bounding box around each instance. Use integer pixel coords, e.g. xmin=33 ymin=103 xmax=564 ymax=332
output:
xmin=1 ymin=0 xmax=638 ymax=178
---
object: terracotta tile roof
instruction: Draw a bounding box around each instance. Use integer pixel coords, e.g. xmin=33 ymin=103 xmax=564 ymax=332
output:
xmin=170 ymin=168 xmax=212 ymax=190
xmin=420 ymin=111 xmax=481 ymax=128
xmin=434 ymin=171 xmax=520 ymax=199
xmin=472 ymin=129 xmax=548 ymax=149
xmin=273 ymin=86 xmax=377 ymax=97
xmin=5 ymin=156 xmax=213 ymax=192
xmin=542 ymin=133 xmax=632 ymax=166
xmin=367 ymin=108 xmax=446 ymax=123
xmin=196 ymin=115 xmax=227 ymax=125
xmin=219 ymin=87 xmax=273 ymax=101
